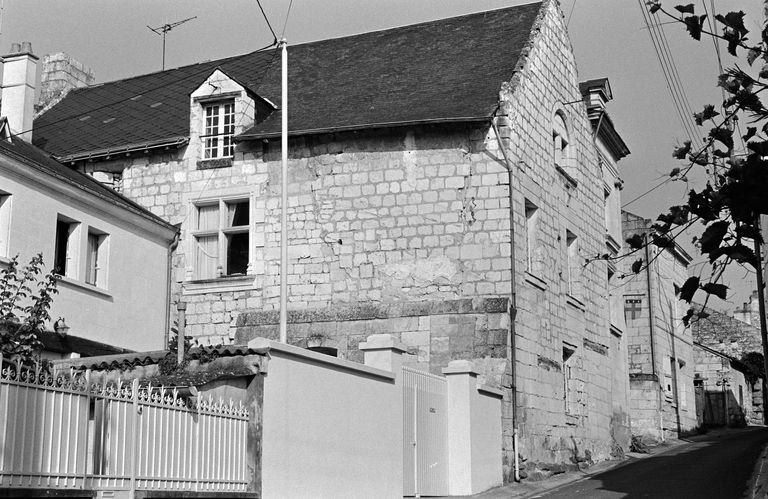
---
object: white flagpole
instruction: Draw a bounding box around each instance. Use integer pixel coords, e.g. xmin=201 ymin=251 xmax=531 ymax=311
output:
xmin=279 ymin=38 xmax=288 ymax=344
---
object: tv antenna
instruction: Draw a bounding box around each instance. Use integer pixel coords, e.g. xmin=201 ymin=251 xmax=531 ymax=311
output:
xmin=147 ymin=16 xmax=197 ymax=70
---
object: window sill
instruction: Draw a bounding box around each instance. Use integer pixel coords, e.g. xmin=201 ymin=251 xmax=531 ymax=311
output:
xmin=566 ymin=294 xmax=585 ymax=311
xmin=197 ymin=158 xmax=233 ymax=170
xmin=605 ymin=233 xmax=621 ymax=254
xmin=565 ymin=413 xmax=579 ymax=426
xmin=57 ymin=276 xmax=112 ymax=299
xmin=555 ymin=164 xmax=578 ymax=188
xmin=183 ymin=274 xmax=256 ymax=295
xmin=525 ymin=271 xmax=547 ymax=291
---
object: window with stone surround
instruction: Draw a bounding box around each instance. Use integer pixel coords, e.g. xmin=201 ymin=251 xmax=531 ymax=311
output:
xmin=664 ymin=356 xmax=676 ymax=401
xmin=192 ymin=198 xmax=249 ymax=279
xmin=525 ymin=199 xmax=540 ymax=274
xmin=565 ymin=229 xmax=579 ymax=296
xmin=563 ymin=346 xmax=576 ymax=415
xmin=553 ymin=112 xmax=569 ymax=168
xmin=202 ymin=101 xmax=235 ymax=160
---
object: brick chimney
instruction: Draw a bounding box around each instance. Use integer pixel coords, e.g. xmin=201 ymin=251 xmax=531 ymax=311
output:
xmin=35 ymin=52 xmax=94 ymax=117
xmin=1 ymin=42 xmax=38 ymax=142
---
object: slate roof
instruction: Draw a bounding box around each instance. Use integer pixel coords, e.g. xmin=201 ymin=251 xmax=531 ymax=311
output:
xmin=33 ymin=2 xmax=543 ymax=158
xmin=0 ymin=130 xmax=177 ymax=233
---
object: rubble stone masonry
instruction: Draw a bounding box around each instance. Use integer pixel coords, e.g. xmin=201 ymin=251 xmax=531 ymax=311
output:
xmin=88 ymin=0 xmax=626 ymax=480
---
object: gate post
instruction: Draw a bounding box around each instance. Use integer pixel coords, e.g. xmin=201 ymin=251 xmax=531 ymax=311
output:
xmin=359 ymin=334 xmax=406 ymax=497
xmin=443 ymin=360 xmax=477 ymax=496
xmin=359 ymin=334 xmax=406 ymax=379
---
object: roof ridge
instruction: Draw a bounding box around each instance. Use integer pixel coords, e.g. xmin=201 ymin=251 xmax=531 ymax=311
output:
xmin=72 ymin=3 xmax=543 ymax=89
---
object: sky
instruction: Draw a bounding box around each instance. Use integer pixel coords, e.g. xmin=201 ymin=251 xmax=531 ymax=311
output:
xmin=1 ymin=0 xmax=762 ymax=312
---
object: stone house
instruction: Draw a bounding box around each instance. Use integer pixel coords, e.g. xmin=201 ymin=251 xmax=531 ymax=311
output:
xmin=620 ymin=211 xmax=697 ymax=442
xmin=34 ymin=1 xmax=629 ymax=477
xmin=693 ymin=341 xmax=762 ymax=427
xmin=0 ymin=42 xmax=178 ymax=351
xmin=691 ymin=304 xmax=765 ymax=425
xmin=581 ymin=77 xmax=632 ymax=454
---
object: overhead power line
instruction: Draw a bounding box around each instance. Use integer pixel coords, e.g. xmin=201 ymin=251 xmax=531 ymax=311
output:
xmin=637 ymin=0 xmax=702 ymax=149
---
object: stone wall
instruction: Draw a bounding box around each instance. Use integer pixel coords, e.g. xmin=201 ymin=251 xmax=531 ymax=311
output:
xmin=621 ymin=211 xmax=697 ymax=442
xmin=693 ymin=345 xmax=760 ymax=426
xmin=79 ymin=0 xmax=622 ymax=479
xmin=692 ymin=305 xmax=763 ymax=358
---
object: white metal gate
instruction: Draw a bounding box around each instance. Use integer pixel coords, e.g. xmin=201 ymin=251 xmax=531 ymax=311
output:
xmin=402 ymin=366 xmax=448 ymax=497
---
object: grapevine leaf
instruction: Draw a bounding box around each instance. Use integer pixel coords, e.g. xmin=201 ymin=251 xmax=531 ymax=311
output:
xmin=743 ymin=126 xmax=757 ymax=142
xmin=709 ymin=127 xmax=734 ymax=150
xmin=701 ymin=282 xmax=728 ymax=300
xmin=699 ymin=220 xmax=729 ymax=253
xmin=678 ymin=276 xmax=700 ymax=303
xmin=693 ymin=104 xmax=719 ymax=125
xmin=675 ymin=4 xmax=695 ymax=14
xmin=748 ymin=48 xmax=761 ymax=66
xmin=684 ymin=15 xmax=706 ymax=41
xmin=673 ymin=140 xmax=692 ymax=159
xmin=626 ymin=233 xmax=645 ymax=250
xmin=631 ymin=259 xmax=643 ymax=274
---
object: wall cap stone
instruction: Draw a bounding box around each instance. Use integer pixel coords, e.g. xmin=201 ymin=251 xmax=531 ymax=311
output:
xmin=358 ymin=334 xmax=407 ymax=354
xmin=442 ymin=359 xmax=478 ymax=376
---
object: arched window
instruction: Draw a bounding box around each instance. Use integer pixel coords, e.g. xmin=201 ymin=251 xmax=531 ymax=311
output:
xmin=553 ymin=113 xmax=569 ymax=167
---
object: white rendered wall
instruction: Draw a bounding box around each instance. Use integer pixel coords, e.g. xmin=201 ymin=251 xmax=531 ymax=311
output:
xmin=259 ymin=341 xmax=402 ymax=499
xmin=0 ymin=163 xmax=171 ymax=351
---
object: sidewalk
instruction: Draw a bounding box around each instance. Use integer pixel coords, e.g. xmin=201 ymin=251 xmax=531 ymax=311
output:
xmin=447 ymin=431 xmax=716 ymax=499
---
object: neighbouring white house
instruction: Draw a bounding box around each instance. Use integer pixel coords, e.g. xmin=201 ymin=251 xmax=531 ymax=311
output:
xmin=0 ymin=42 xmax=178 ymax=351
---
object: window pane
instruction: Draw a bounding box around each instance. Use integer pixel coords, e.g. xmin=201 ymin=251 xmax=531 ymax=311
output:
xmin=226 ymin=232 xmax=249 ymax=275
xmin=197 ymin=204 xmax=219 ymax=230
xmin=54 ymin=220 xmax=71 ymax=275
xmin=195 ymin=235 xmax=218 ymax=279
xmin=86 ymin=233 xmax=99 ymax=285
xmin=227 ymin=200 xmax=249 ymax=227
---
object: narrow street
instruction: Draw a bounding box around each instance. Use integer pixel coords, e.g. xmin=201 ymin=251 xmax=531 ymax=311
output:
xmin=537 ymin=428 xmax=768 ymax=498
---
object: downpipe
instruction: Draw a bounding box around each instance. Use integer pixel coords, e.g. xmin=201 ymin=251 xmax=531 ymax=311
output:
xmin=491 ymin=117 xmax=520 ymax=482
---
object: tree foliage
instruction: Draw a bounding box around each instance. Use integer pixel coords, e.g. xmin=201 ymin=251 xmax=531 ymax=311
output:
xmin=0 ymin=254 xmax=59 ymax=361
xmin=637 ymin=2 xmax=768 ymax=324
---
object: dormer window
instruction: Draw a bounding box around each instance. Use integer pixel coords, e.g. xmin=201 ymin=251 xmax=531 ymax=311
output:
xmin=203 ymin=101 xmax=235 ymax=159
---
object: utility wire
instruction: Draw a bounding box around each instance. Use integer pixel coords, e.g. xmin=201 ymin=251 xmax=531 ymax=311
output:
xmin=21 ymin=41 xmax=279 ymax=141
xmin=256 ymin=0 xmax=278 ymax=44
xmin=622 ymin=176 xmax=675 ymax=208
xmin=566 ymin=0 xmax=577 ymax=27
xmin=281 ymin=0 xmax=295 ymax=39
xmin=638 ymin=0 xmax=701 ymax=148
xmin=651 ymin=12 xmax=701 ymax=145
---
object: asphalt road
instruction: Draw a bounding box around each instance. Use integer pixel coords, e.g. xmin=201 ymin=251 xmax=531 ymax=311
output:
xmin=537 ymin=427 xmax=768 ymax=499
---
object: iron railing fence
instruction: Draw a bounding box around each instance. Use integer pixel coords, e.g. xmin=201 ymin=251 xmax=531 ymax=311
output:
xmin=0 ymin=354 xmax=249 ymax=494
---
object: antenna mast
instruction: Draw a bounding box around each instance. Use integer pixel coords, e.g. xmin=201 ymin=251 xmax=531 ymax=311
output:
xmin=147 ymin=16 xmax=197 ymax=70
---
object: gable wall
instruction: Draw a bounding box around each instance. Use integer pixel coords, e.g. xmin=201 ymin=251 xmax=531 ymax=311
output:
xmin=496 ymin=0 xmax=625 ymax=471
